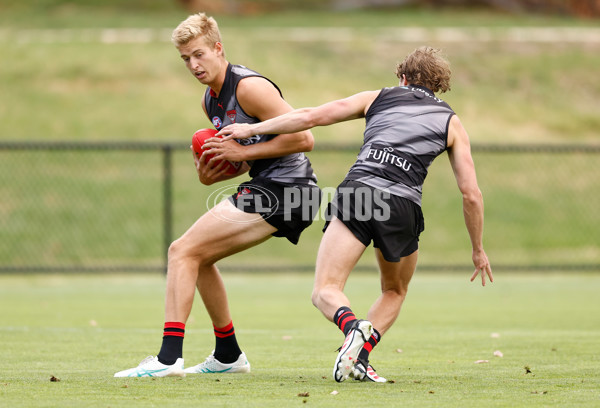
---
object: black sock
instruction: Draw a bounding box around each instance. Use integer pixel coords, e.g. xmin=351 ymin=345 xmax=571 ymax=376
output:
xmin=157 ymin=322 xmax=185 ymax=365
xmin=358 ymin=328 xmax=381 ymax=363
xmin=333 ymin=306 xmax=357 ymax=336
xmin=213 ymin=321 xmax=242 ymax=364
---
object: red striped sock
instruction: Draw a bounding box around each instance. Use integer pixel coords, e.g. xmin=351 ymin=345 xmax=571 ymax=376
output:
xmin=164 ymin=321 xmax=185 ymax=337
xmin=157 ymin=321 xmax=185 ymax=365
xmin=333 ymin=306 xmax=357 ymax=336
xmin=214 ymin=321 xmax=235 ymax=338
xmin=358 ymin=328 xmax=381 ymax=363
xmin=213 ymin=321 xmax=242 ymax=364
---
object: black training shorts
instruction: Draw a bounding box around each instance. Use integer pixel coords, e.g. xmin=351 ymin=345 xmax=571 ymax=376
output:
xmin=324 ymin=180 xmax=424 ymax=262
xmin=229 ymin=177 xmax=322 ymax=245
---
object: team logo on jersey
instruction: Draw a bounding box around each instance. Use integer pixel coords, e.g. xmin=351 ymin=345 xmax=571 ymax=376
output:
xmin=226 ymin=110 xmax=237 ymax=123
xmin=212 ymin=116 xmax=222 ymax=129
xmin=236 ymin=187 xmax=251 ymax=198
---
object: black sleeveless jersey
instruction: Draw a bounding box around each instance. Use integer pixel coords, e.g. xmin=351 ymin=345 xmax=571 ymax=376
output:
xmin=346 ymin=85 xmax=455 ymax=206
xmin=204 ymin=63 xmax=317 ymax=185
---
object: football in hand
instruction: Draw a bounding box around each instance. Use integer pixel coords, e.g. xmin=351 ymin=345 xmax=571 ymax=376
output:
xmin=192 ymin=128 xmax=242 ymax=175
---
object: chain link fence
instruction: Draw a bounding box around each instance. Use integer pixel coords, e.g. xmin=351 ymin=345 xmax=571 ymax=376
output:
xmin=1 ymin=142 xmax=598 ymax=273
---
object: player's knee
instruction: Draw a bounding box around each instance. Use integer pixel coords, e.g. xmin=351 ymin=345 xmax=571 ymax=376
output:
xmin=168 ymin=237 xmax=207 ymax=266
xmin=383 ymin=285 xmax=408 ymax=300
xmin=311 ymin=284 xmax=339 ymax=309
xmin=167 ymin=240 xmax=184 ymax=269
xmin=311 ymin=284 xmax=329 ymax=308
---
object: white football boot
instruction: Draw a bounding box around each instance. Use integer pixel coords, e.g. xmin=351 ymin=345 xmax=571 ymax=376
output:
xmin=184 ymin=351 xmax=251 ymax=374
xmin=333 ymin=320 xmax=374 ymax=382
xmin=114 ymin=356 xmax=185 ymax=378
xmin=352 ymin=359 xmax=387 ymax=383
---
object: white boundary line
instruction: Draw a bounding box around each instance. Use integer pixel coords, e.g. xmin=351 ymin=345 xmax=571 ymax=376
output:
xmin=0 ymin=27 xmax=599 ymax=44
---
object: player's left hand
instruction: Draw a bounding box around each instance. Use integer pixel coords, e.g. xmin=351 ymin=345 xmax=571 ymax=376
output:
xmin=470 ymin=248 xmax=493 ymax=286
xmin=202 ymin=139 xmax=247 ymax=163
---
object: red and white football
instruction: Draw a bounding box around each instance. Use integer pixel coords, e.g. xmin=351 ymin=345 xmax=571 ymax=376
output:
xmin=192 ymin=128 xmax=242 ymax=175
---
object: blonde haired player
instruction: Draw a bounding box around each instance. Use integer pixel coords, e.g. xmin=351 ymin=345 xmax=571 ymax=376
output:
xmin=115 ymin=13 xmax=321 ymax=377
xmin=213 ymin=47 xmax=493 ymax=382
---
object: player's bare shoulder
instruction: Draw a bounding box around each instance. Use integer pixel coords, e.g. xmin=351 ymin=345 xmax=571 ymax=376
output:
xmin=236 ymin=76 xmax=288 ymax=119
xmin=447 ymin=114 xmax=467 ymax=149
xmin=358 ymin=90 xmax=383 ymax=115
xmin=236 ymin=76 xmax=280 ymax=102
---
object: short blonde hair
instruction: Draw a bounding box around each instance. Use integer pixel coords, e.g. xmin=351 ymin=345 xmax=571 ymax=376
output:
xmin=395 ymin=47 xmax=451 ymax=93
xmin=171 ymin=12 xmax=222 ymax=49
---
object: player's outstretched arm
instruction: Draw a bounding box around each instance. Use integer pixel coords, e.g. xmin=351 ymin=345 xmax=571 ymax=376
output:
xmin=215 ymin=90 xmax=380 ymax=142
xmin=447 ymin=115 xmax=493 ymax=286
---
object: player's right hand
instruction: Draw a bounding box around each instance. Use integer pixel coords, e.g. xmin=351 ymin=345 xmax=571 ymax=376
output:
xmin=192 ymin=146 xmax=228 ymax=185
xmin=470 ymin=248 xmax=493 ymax=286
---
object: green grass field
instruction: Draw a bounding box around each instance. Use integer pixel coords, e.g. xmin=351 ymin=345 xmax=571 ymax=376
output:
xmin=1 ymin=272 xmax=599 ymax=407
